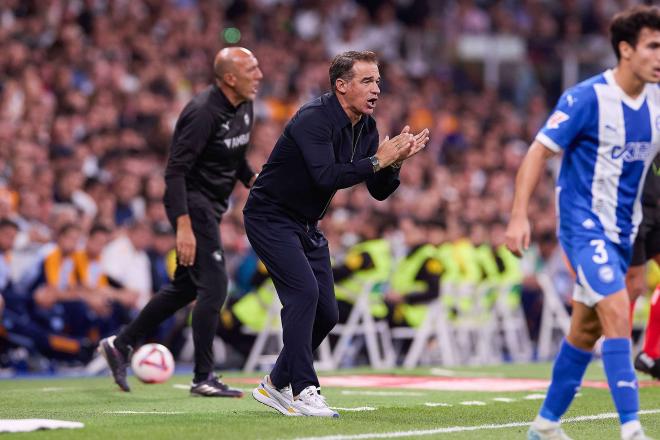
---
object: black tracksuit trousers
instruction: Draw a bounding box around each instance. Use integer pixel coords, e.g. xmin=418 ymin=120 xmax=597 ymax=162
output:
xmin=116 ymin=205 xmax=227 ymax=378
xmin=244 ymin=212 xmax=339 ymax=396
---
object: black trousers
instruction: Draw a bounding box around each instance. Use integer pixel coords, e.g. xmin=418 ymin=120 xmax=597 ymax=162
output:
xmin=244 ymin=212 xmax=339 ymax=396
xmin=116 ymin=205 xmax=228 ymax=377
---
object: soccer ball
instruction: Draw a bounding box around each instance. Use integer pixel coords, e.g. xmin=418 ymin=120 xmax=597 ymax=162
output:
xmin=130 ymin=343 xmax=175 ymax=384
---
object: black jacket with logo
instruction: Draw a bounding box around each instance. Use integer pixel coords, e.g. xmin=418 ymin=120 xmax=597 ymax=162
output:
xmin=244 ymin=92 xmax=400 ymax=222
xmin=164 ymin=84 xmax=254 ymax=221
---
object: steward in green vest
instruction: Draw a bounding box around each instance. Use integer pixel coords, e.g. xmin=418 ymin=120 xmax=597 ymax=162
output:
xmin=216 ymin=260 xmax=271 ymax=363
xmin=333 ymin=238 xmax=392 ymax=322
xmin=386 ymin=243 xmax=445 ymax=328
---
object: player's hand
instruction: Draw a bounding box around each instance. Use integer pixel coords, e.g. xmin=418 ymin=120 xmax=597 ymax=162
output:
xmin=176 ymin=215 xmax=196 ymax=267
xmin=505 ymin=214 xmax=531 ymax=258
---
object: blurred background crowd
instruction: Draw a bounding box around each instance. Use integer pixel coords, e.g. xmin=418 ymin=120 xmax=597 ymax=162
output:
xmin=0 ymin=0 xmax=646 ymax=373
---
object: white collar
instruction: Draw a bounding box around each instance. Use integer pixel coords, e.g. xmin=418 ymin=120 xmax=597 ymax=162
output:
xmin=603 ymin=69 xmax=649 ymax=110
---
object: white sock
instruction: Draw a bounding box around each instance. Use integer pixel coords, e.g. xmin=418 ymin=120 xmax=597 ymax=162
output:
xmin=621 ymin=420 xmax=642 ymax=439
xmin=533 ymin=414 xmax=559 ymax=429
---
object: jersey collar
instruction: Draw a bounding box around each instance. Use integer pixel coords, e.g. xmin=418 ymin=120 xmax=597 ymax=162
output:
xmin=604 ymin=69 xmax=649 ymax=110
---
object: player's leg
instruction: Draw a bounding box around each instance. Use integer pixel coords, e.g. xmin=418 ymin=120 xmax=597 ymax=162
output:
xmin=596 ymin=289 xmax=646 ymax=440
xmin=529 ymin=300 xmax=599 ymax=439
xmin=577 ymin=239 xmax=646 ymax=440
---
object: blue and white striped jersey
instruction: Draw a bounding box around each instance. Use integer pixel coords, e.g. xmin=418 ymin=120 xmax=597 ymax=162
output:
xmin=537 ymin=69 xmax=660 ymax=248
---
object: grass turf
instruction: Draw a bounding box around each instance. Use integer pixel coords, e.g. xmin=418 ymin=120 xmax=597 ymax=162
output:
xmin=1 ymin=363 xmax=659 ymax=439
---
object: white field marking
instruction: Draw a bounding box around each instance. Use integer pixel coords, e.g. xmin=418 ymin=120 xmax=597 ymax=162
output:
xmin=424 ymin=403 xmax=452 ymax=407
xmin=104 ymin=411 xmax=184 ymax=415
xmin=41 ymin=387 xmax=66 ymax=392
xmin=459 ymin=401 xmax=486 ymax=406
xmin=429 ymin=368 xmax=503 ymax=378
xmin=492 ymin=397 xmax=516 ymax=403
xmin=332 ymin=407 xmax=376 ymax=412
xmin=524 ymin=394 xmax=546 ymax=400
xmin=340 ymin=391 xmax=425 ymax=397
xmin=292 ymin=409 xmax=660 ymax=440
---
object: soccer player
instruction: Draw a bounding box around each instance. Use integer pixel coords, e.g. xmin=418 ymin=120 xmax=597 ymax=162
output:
xmin=626 ymin=154 xmax=660 ymax=379
xmin=505 ymin=6 xmax=660 ymax=440
xmin=245 ymin=50 xmax=429 ymax=417
xmin=99 ymin=47 xmax=261 ymax=397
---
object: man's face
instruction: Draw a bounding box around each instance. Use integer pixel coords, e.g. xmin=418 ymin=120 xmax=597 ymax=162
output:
xmin=627 ymin=27 xmax=660 ymax=83
xmin=58 ymin=228 xmax=80 ymax=255
xmin=0 ymin=226 xmax=17 ymax=252
xmin=86 ymin=231 xmax=110 ymax=258
xmin=339 ymin=61 xmax=381 ymax=117
xmin=230 ymin=54 xmax=263 ymax=102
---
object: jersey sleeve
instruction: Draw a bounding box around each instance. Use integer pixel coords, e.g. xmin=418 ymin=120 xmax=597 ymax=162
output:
xmin=536 ymin=88 xmax=592 ymax=152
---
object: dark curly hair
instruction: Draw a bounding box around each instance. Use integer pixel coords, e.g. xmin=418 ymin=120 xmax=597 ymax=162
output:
xmin=610 ymin=5 xmax=660 ymax=60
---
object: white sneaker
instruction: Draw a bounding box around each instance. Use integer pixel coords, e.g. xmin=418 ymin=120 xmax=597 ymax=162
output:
xmin=291 ymin=385 xmax=339 ymax=418
xmin=527 ymin=416 xmax=572 ymax=440
xmin=252 ymin=375 xmax=300 ymax=416
xmin=622 ymin=420 xmax=653 ymax=440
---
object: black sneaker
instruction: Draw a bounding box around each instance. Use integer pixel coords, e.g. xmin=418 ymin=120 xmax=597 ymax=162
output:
xmin=190 ymin=374 xmax=244 ymax=398
xmin=99 ymin=336 xmax=131 ymax=392
xmin=634 ymin=352 xmax=660 ymax=379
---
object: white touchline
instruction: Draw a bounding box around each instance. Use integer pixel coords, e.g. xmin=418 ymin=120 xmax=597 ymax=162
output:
xmin=492 ymin=398 xmax=516 ymax=403
xmin=105 ymin=411 xmax=185 ymax=415
xmin=332 ymin=407 xmax=377 ymax=412
xmin=424 ymin=403 xmax=452 ymax=407
xmin=459 ymin=401 xmax=486 ymax=406
xmin=340 ymin=391 xmax=425 ymax=397
xmin=291 ymin=409 xmax=660 ymax=440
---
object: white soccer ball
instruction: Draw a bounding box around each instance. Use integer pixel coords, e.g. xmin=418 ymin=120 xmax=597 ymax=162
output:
xmin=130 ymin=343 xmax=175 ymax=384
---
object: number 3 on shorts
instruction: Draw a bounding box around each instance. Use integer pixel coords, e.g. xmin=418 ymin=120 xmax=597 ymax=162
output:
xmin=589 ymin=239 xmax=609 ymax=264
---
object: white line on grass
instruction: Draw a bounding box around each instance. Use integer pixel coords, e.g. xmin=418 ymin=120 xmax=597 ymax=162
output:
xmin=459 ymin=401 xmax=486 ymax=406
xmin=424 ymin=403 xmax=452 ymax=407
xmin=291 ymin=409 xmax=660 ymax=440
xmin=524 ymin=394 xmax=546 ymax=400
xmin=332 ymin=407 xmax=377 ymax=412
xmin=105 ymin=411 xmax=185 ymax=415
xmin=492 ymin=398 xmax=516 ymax=403
xmin=173 ymin=384 xmax=190 ymax=390
xmin=341 ymin=391 xmax=425 ymax=397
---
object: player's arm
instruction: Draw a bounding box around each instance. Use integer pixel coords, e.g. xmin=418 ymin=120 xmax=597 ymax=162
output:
xmin=505 ymin=140 xmax=557 ymax=257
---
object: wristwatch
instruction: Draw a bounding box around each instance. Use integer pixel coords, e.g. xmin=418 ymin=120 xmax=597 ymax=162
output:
xmin=369 ymin=155 xmax=381 ymax=173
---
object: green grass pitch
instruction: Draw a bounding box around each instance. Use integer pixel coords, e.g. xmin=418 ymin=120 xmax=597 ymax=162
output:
xmin=1 ymin=363 xmax=660 ymax=439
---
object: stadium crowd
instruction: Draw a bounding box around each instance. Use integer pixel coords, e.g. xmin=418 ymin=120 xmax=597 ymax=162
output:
xmin=0 ymin=0 xmax=638 ymax=371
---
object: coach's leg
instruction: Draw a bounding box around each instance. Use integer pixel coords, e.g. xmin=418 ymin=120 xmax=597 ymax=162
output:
xmin=308 ymin=241 xmax=339 ymax=352
xmin=244 ymin=215 xmax=321 ymax=396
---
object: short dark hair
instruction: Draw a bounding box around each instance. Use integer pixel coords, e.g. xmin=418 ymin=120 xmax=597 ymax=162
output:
xmin=610 ymin=5 xmax=660 ymax=61
xmin=89 ymin=224 xmax=112 ymax=236
xmin=329 ymin=50 xmax=378 ymax=93
xmin=0 ymin=218 xmax=18 ymax=230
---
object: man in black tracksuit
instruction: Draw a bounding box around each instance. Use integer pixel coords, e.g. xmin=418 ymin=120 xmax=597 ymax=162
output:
xmin=100 ymin=47 xmax=262 ymax=397
xmin=246 ymin=50 xmax=429 ymax=417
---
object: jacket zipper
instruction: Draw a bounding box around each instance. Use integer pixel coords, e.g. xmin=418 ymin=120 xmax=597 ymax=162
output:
xmin=319 ymin=124 xmax=364 ymax=219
